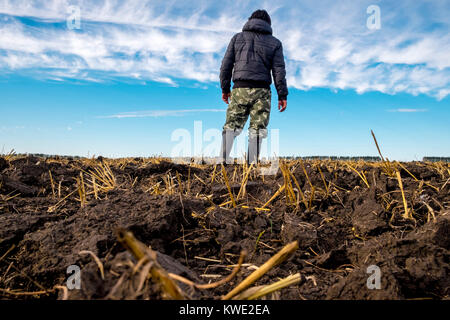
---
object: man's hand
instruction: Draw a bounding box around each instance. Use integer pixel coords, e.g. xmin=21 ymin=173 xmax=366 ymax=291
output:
xmin=278 ymin=100 xmax=287 ymax=112
xmin=222 ymin=93 xmax=231 ymax=104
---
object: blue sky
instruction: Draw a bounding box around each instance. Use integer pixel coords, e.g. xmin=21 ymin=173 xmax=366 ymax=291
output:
xmin=0 ymin=0 xmax=449 ymax=161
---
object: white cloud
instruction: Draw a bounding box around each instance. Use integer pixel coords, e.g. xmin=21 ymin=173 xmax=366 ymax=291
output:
xmin=387 ymin=108 xmax=428 ymax=113
xmin=0 ymin=125 xmax=26 ymax=132
xmin=0 ymin=0 xmax=449 ymax=99
xmin=100 ymin=109 xmax=226 ymax=119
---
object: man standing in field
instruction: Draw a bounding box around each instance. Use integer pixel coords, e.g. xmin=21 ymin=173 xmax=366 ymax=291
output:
xmin=220 ymin=9 xmax=288 ymax=165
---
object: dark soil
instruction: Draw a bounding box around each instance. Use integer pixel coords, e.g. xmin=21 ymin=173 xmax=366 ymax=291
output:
xmin=0 ymin=156 xmax=449 ymax=300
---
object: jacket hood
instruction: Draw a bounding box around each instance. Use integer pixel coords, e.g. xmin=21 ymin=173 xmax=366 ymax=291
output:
xmin=242 ymin=18 xmax=272 ymax=35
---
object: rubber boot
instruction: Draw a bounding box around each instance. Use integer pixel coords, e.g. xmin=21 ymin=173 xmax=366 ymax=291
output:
xmin=220 ymin=129 xmax=235 ymax=165
xmin=247 ymin=133 xmax=263 ymax=165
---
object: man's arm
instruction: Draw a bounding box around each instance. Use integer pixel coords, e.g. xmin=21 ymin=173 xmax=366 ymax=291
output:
xmin=220 ymin=35 xmax=237 ymax=98
xmin=272 ymin=42 xmax=288 ymax=102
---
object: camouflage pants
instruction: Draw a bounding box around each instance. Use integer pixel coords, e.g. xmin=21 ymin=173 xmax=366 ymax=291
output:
xmin=223 ymin=88 xmax=271 ymax=138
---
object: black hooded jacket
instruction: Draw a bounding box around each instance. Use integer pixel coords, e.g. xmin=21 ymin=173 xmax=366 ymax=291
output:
xmin=220 ymin=18 xmax=288 ymax=100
